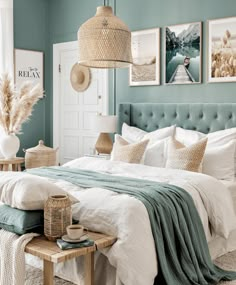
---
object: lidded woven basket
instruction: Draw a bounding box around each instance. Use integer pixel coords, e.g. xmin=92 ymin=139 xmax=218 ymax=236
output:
xmin=44 ymin=194 xmax=72 ymax=241
xmin=24 ymin=140 xmax=58 ymax=169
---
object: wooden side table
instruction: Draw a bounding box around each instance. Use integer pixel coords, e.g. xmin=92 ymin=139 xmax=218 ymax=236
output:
xmin=0 ymin=157 xmax=25 ymax=171
xmin=25 ymin=231 xmax=116 ymax=285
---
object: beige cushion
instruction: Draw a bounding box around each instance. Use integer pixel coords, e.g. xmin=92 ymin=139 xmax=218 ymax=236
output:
xmin=111 ymin=135 xmax=149 ymax=164
xmin=166 ymin=138 xmax=208 ymax=172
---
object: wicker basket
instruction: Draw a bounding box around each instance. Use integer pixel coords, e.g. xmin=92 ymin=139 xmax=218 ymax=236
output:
xmin=24 ymin=140 xmax=58 ymax=169
xmin=44 ymin=194 xmax=72 ymax=241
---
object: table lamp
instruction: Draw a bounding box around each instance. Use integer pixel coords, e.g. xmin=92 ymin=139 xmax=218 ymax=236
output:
xmin=92 ymin=115 xmax=117 ymax=154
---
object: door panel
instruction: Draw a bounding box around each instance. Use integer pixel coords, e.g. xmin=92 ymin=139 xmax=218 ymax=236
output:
xmin=56 ymin=43 xmax=108 ymax=164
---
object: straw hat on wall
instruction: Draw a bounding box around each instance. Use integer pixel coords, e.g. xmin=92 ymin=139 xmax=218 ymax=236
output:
xmin=70 ymin=63 xmax=91 ymax=92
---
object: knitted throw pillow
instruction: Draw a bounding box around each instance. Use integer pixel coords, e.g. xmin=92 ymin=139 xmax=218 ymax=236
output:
xmin=111 ymin=135 xmax=149 ymax=164
xmin=166 ymin=137 xmax=208 ymax=172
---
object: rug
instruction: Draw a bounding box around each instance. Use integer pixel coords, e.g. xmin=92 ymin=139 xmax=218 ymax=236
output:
xmin=25 ymin=250 xmax=236 ymax=285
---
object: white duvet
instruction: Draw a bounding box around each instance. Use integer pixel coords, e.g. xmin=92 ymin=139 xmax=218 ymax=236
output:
xmin=2 ymin=157 xmax=236 ymax=285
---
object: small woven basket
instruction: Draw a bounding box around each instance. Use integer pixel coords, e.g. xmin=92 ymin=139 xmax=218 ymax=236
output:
xmin=44 ymin=194 xmax=72 ymax=241
xmin=24 ymin=140 xmax=58 ymax=169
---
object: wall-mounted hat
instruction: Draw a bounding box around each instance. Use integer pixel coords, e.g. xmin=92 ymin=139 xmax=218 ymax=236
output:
xmin=70 ymin=63 xmax=91 ymax=92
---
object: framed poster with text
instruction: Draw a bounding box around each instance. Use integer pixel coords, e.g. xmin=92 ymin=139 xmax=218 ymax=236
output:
xmin=14 ymin=49 xmax=44 ymax=88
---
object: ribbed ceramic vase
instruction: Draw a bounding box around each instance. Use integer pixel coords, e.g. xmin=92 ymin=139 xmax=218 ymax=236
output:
xmin=0 ymin=133 xmax=20 ymax=159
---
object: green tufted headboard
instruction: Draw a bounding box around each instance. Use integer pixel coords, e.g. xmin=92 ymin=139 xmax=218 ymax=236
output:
xmin=118 ymin=103 xmax=236 ymax=134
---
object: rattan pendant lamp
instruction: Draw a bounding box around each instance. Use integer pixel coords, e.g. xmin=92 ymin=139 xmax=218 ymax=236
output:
xmin=78 ymin=0 xmax=133 ymax=68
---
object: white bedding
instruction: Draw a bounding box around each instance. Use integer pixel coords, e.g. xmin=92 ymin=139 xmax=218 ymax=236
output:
xmin=14 ymin=157 xmax=236 ymax=284
xmin=220 ymin=180 xmax=236 ymax=211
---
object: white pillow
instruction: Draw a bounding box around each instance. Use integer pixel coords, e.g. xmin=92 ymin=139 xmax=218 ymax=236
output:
xmin=143 ymin=138 xmax=169 ymax=168
xmin=0 ymin=172 xmax=78 ymax=210
xmin=122 ymin=123 xmax=175 ymax=144
xmin=142 ymin=125 xmax=175 ymax=145
xmin=202 ymin=140 xmax=236 ymax=181
xmin=175 ymin=127 xmax=206 ymax=146
xmin=207 ymin=127 xmax=236 ymax=147
xmin=121 ymin=123 xmax=147 ymax=143
xmin=207 ymin=128 xmax=236 ymax=178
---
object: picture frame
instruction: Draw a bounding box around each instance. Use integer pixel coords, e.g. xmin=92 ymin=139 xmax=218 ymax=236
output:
xmin=14 ymin=49 xmax=44 ymax=88
xmin=208 ymin=16 xmax=236 ymax=83
xmin=129 ymin=28 xmax=160 ymax=86
xmin=165 ymin=22 xmax=202 ymax=85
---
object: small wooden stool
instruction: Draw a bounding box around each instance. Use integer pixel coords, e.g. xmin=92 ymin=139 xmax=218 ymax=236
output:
xmin=0 ymin=157 xmax=25 ymax=171
xmin=25 ymin=231 xmax=116 ymax=285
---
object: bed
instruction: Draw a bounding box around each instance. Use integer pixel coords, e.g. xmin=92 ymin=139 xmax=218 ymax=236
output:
xmin=118 ymin=102 xmax=236 ymax=256
xmin=2 ymin=103 xmax=236 ymax=285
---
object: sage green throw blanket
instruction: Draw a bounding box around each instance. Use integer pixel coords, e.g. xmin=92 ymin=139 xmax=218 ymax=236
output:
xmin=27 ymin=166 xmax=236 ymax=285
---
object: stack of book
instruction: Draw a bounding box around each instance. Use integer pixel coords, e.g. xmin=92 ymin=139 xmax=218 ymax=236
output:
xmin=57 ymin=238 xmax=94 ymax=250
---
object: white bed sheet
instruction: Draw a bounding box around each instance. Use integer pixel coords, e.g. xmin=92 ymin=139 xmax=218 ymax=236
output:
xmin=220 ymin=180 xmax=236 ymax=211
xmin=208 ymin=180 xmax=236 ymax=260
xmin=25 ymin=157 xmax=236 ymax=285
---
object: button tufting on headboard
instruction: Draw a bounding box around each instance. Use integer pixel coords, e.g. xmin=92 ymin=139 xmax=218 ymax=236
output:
xmin=118 ymin=103 xmax=236 ymax=134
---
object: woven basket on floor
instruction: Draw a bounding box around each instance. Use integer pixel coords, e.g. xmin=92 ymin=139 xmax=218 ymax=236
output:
xmin=44 ymin=195 xmax=72 ymax=241
xmin=24 ymin=140 xmax=58 ymax=169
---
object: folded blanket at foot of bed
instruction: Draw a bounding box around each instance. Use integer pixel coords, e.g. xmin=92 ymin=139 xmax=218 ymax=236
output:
xmin=27 ymin=166 xmax=236 ymax=285
xmin=0 ymin=229 xmax=38 ymax=285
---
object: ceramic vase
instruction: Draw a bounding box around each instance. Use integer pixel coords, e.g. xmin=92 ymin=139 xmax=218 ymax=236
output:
xmin=0 ymin=133 xmax=20 ymax=159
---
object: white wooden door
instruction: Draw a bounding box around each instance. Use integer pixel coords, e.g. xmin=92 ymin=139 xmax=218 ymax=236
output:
xmin=53 ymin=42 xmax=108 ymax=164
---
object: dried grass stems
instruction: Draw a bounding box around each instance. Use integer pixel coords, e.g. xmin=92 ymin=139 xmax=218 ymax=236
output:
xmin=0 ymin=73 xmax=44 ymax=135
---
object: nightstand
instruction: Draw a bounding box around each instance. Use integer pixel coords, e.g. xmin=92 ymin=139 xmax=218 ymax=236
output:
xmin=0 ymin=157 xmax=25 ymax=171
xmin=84 ymin=154 xmax=111 ymax=160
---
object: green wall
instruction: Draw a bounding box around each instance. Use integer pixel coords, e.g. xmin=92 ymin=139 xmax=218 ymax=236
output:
xmin=14 ymin=0 xmax=49 ymax=153
xmin=14 ymin=0 xmax=236 ymax=148
xmin=115 ymin=0 xmax=236 ymax=110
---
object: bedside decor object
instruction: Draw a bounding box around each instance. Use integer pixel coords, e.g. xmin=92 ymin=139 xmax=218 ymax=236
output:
xmin=70 ymin=63 xmax=91 ymax=92
xmin=66 ymin=224 xmax=88 ymax=240
xmin=14 ymin=48 xmax=44 ymax=89
xmin=208 ymin=16 xmax=236 ymax=83
xmin=129 ymin=28 xmax=160 ymax=86
xmin=0 ymin=74 xmax=43 ymax=158
xmin=0 ymin=133 xmax=20 ymax=159
xmin=24 ymin=140 xmax=58 ymax=169
xmin=0 ymin=157 xmax=24 ymax=171
xmin=44 ymin=194 xmax=72 ymax=241
xmin=92 ymin=115 xmax=117 ymax=154
xmin=78 ymin=3 xmax=132 ymax=68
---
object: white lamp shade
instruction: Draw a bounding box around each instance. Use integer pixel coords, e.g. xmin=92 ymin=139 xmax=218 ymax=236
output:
xmin=92 ymin=115 xmax=117 ymax=133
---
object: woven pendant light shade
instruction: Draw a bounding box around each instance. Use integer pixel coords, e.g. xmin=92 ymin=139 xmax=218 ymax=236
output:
xmin=78 ymin=6 xmax=133 ymax=68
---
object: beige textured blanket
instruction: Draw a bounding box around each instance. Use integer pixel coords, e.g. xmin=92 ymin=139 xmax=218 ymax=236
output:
xmin=0 ymin=229 xmax=38 ymax=285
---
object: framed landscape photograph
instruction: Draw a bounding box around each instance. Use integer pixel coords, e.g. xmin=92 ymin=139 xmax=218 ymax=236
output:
xmin=129 ymin=28 xmax=160 ymax=86
xmin=14 ymin=49 xmax=44 ymax=88
xmin=208 ymin=16 xmax=236 ymax=83
xmin=165 ymin=22 xmax=202 ymax=85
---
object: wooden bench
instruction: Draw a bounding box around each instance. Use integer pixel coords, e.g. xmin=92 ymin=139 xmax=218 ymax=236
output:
xmin=25 ymin=231 xmax=116 ymax=285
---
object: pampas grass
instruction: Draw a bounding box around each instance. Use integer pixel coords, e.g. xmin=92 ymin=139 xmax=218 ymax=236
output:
xmin=0 ymin=73 xmax=43 ymax=134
